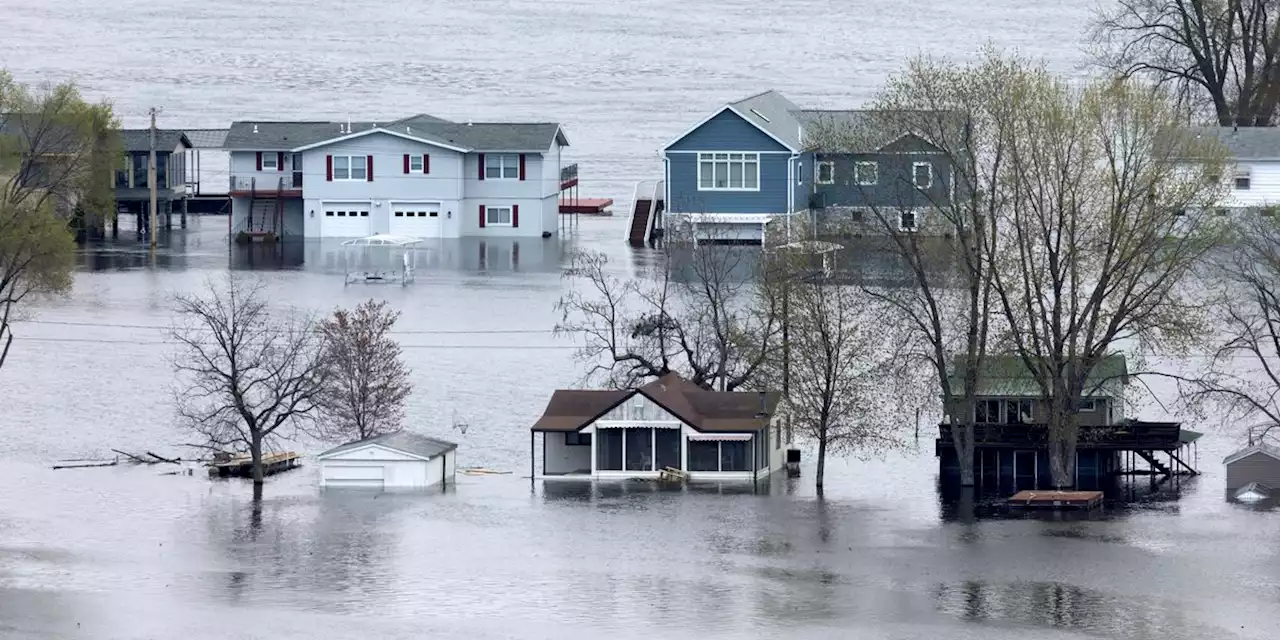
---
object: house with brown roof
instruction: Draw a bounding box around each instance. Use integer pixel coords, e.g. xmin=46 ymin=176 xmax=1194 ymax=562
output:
xmin=530 ymin=372 xmax=784 ymax=482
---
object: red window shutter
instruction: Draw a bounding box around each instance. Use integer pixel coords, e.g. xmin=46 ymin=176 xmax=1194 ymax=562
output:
xmin=403 ymin=154 xmax=410 ymax=173
xmin=512 ymin=204 xmax=519 ymax=228
xmin=256 ymin=152 xmax=262 ymax=171
xmin=519 ymin=154 xmax=526 ymax=180
xmin=477 ymin=153 xmax=485 ymax=180
xmin=423 ymin=154 xmax=430 ymax=174
xmin=367 ymin=156 xmax=373 ymax=182
xmin=479 ymin=205 xmax=486 ymax=228
xmin=326 ymin=155 xmax=333 ymax=181
xmin=277 ymin=152 xmax=284 ymax=171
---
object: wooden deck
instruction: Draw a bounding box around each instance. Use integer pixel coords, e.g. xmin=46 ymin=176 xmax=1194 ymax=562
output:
xmin=560 ymin=198 xmax=613 ymax=215
xmin=1008 ymin=490 xmax=1104 ymax=510
xmin=209 ymin=451 xmax=301 ymax=478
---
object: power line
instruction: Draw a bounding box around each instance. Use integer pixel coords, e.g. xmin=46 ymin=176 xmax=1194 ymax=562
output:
xmin=12 ymin=319 xmax=565 ymax=335
xmin=16 ymin=336 xmax=576 ymax=349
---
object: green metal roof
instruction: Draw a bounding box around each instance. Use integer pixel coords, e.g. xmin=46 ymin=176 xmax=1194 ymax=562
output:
xmin=948 ymin=353 xmax=1129 ymax=398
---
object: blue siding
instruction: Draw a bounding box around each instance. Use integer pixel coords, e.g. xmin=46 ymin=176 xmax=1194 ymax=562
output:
xmin=812 ymin=151 xmax=951 ymax=209
xmin=666 ymin=109 xmax=789 ymax=152
xmin=793 ymin=152 xmax=814 ymax=212
xmin=666 ymin=153 xmax=789 ymax=214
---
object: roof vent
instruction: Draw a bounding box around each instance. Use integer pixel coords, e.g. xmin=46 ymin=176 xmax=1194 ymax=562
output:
xmin=467 ymin=120 xmax=473 ymax=126
xmin=407 ymin=125 xmax=412 ymax=134
xmin=750 ymin=108 xmax=771 ymax=123
xmin=339 ymin=123 xmax=346 ymax=134
xmin=252 ymin=124 xmax=259 ymax=134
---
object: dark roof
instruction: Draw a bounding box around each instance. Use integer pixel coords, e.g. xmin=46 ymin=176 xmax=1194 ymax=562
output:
xmin=532 ymin=372 xmax=780 ymax=433
xmin=318 ymin=431 xmax=457 ymax=460
xmin=119 ymin=129 xmax=191 ymax=153
xmin=1224 ymin=443 xmax=1280 ymax=466
xmin=223 ymin=113 xmax=567 ymax=152
xmin=947 ymin=353 xmax=1129 ymax=398
xmin=1192 ymin=126 xmax=1280 ymax=160
xmin=183 ymin=129 xmax=228 ymax=148
xmin=794 ymin=109 xmax=965 ymax=153
xmin=727 ymin=90 xmax=804 ymax=151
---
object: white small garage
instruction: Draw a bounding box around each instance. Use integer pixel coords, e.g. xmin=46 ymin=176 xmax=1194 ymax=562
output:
xmin=317 ymin=432 xmax=458 ymax=490
xmin=321 ymin=203 xmax=373 ymax=237
xmin=390 ymin=203 xmax=443 ymax=238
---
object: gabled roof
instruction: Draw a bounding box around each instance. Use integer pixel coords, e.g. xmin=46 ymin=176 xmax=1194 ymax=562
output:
xmin=662 ymin=90 xmax=804 ymax=152
xmin=183 ymin=129 xmax=229 ymax=148
xmin=947 ymin=353 xmax=1129 ymax=398
xmin=1192 ymin=126 xmax=1280 ymax=160
xmin=223 ymin=114 xmax=568 ymax=153
xmin=120 ymin=129 xmax=192 ymax=153
xmin=531 ymin=372 xmax=780 ymax=433
xmin=318 ymin=431 xmax=458 ymax=461
xmin=1224 ymin=443 xmax=1280 ymax=466
xmin=794 ymin=109 xmax=964 ymax=153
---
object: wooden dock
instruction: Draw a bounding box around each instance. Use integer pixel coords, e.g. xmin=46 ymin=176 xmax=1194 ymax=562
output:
xmin=1008 ymin=490 xmax=1104 ymax=510
xmin=559 ymin=198 xmax=613 ymax=215
xmin=208 ymin=451 xmax=301 ymax=478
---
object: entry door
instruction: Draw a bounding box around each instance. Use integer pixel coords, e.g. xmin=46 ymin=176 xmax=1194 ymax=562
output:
xmin=1013 ymin=450 xmax=1038 ymax=490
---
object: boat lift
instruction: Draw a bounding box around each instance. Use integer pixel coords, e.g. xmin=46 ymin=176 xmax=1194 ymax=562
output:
xmin=341 ymin=234 xmax=422 ymax=286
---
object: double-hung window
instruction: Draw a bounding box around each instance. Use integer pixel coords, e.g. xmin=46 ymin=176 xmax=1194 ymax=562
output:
xmin=697 ymin=152 xmax=759 ymax=190
xmin=898 ymin=209 xmax=919 ymax=232
xmin=816 ymin=161 xmax=835 ymax=184
xmin=262 ymin=153 xmax=278 ymax=170
xmin=854 ymin=161 xmax=878 ymax=185
xmin=912 ymin=162 xmax=934 ymax=189
xmin=333 ymin=155 xmax=368 ymax=180
xmin=409 ymin=154 xmax=424 ymax=173
xmin=1235 ymin=168 xmax=1252 ymax=190
xmin=485 ymin=154 xmax=519 ymax=179
xmin=486 ymin=206 xmax=513 ymax=226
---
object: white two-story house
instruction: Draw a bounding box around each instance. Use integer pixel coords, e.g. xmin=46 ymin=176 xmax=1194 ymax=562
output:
xmin=1196 ymin=126 xmax=1280 ymax=214
xmin=530 ymin=372 xmax=784 ymax=483
xmin=222 ymin=113 xmax=569 ymax=240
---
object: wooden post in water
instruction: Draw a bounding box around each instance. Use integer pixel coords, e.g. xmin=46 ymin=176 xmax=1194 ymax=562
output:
xmin=148 ymin=107 xmax=158 ymax=250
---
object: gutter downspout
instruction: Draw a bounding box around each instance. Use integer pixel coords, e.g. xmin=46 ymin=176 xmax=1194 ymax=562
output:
xmin=787 ymin=153 xmax=799 ymax=242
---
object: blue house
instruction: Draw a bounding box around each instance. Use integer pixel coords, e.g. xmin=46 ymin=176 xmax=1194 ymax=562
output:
xmin=636 ymin=90 xmax=958 ymax=244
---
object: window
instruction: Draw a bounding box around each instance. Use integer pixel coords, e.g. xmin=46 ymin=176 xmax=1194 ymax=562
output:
xmin=262 ymin=153 xmax=278 ymax=170
xmin=1216 ymin=208 xmax=1230 ymax=216
xmin=687 ymin=439 xmax=752 ymax=472
xmin=796 ymin=161 xmax=804 ymax=184
xmin=409 ymin=155 xmax=424 ymax=173
xmin=485 ymin=153 xmax=520 ymax=179
xmin=333 ymin=155 xmax=367 ymax=180
xmin=624 ymin=428 xmax=653 ymax=471
xmin=688 ymin=440 xmax=720 ymax=472
xmin=115 ymin=157 xmax=129 ymax=188
xmin=1004 ymin=399 xmax=1033 ymax=425
xmin=912 ymin=162 xmax=933 ymax=188
xmin=697 ymin=152 xmax=759 ymax=190
xmin=850 ymin=207 xmax=868 ymax=223
xmin=899 ymin=209 xmax=918 ymax=232
xmin=656 ymin=429 xmax=681 ymax=470
xmin=854 ymin=161 xmax=878 ymax=185
xmin=1235 ymin=168 xmax=1251 ymax=190
xmin=596 ymin=430 xmax=623 ymax=470
xmin=485 ymin=206 xmax=513 ymax=226
xmin=132 ymin=153 xmax=148 ymax=189
xmin=816 ymin=161 xmax=835 ymax=184
xmin=720 ymin=441 xmax=749 ymax=471
xmin=1079 ymin=399 xmax=1097 ymax=412
xmin=155 ymin=154 xmax=168 ymax=189
xmin=975 ymin=399 xmax=1002 ymax=423
xmin=565 ymin=431 xmax=592 ymax=446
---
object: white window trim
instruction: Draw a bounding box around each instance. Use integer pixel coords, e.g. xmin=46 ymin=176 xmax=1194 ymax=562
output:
xmin=261 ymin=153 xmax=279 ymax=170
xmin=855 ymin=161 xmax=878 ymax=186
xmin=696 ymin=152 xmax=761 ymax=192
xmin=816 ymin=161 xmax=835 ymax=185
xmin=1079 ymin=399 xmax=1098 ymax=412
xmin=796 ymin=161 xmax=804 ymax=185
xmin=898 ymin=209 xmax=920 ymax=232
xmin=912 ymin=162 xmax=934 ymax=189
xmin=485 ymin=205 xmax=514 ymax=227
xmin=485 ymin=154 xmax=520 ymax=180
xmin=333 ymin=155 xmax=368 ymax=181
xmin=1235 ymin=168 xmax=1252 ymax=190
xmin=409 ymin=154 xmax=424 ymax=172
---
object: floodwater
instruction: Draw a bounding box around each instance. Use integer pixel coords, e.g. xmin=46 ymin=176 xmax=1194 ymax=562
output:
xmin=1 ymin=1 xmax=1279 ymax=638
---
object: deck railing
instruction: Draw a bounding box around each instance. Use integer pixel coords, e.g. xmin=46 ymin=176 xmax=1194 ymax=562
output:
xmin=936 ymin=422 xmax=1184 ymax=448
xmin=230 ymin=174 xmax=302 ymax=192
xmin=560 ymin=163 xmax=578 ymax=183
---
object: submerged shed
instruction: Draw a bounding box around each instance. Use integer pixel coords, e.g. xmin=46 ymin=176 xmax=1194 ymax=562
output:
xmin=317 ymin=431 xmax=458 ymax=490
xmin=1224 ymin=443 xmax=1280 ymax=491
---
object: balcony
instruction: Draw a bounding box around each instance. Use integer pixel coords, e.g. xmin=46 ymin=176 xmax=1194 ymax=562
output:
xmin=560 ymin=163 xmax=578 ymax=190
xmin=229 ymin=174 xmax=303 ymax=197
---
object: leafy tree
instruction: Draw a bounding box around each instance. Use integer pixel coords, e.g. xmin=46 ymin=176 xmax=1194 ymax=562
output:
xmin=317 ymin=299 xmax=412 ymax=442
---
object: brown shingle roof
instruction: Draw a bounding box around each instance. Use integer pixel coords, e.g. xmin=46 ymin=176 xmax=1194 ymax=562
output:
xmin=531 ymin=372 xmax=780 ymax=433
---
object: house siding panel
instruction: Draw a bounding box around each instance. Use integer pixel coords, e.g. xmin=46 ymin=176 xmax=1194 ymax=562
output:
xmin=812 ymin=150 xmax=951 ymax=210
xmin=1219 ymin=159 xmax=1280 ymax=209
xmin=1226 ymin=452 xmax=1280 ymax=489
xmin=231 ymin=150 xmax=295 ymax=192
xmin=544 ymin=429 xmax=593 ymax=475
xmin=666 ymin=152 xmax=789 ymax=214
xmin=666 ymin=109 xmax=789 ymax=153
xmin=793 ymin=152 xmax=814 ymax=212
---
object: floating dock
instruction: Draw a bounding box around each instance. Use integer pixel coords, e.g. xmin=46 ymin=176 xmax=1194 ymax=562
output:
xmin=1008 ymin=490 xmax=1104 ymax=510
xmin=209 ymin=451 xmax=301 ymax=478
xmin=560 ymin=197 xmax=613 ymax=215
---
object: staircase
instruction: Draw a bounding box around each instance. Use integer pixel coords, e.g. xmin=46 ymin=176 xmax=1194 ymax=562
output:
xmin=629 ymin=199 xmax=652 ymax=245
xmin=1134 ymin=450 xmax=1171 ymax=475
xmin=625 ymin=180 xmax=664 ymax=246
xmin=248 ymin=197 xmax=279 ymax=234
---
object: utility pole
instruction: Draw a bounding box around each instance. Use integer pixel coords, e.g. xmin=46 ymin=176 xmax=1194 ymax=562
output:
xmin=148 ymin=107 xmax=158 ymax=249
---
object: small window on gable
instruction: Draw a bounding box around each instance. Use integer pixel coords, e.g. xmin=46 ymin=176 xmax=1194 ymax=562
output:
xmin=816 ymin=161 xmax=835 ymax=184
xmin=1235 ymin=168 xmax=1251 ymax=190
xmin=912 ymin=162 xmax=933 ymax=189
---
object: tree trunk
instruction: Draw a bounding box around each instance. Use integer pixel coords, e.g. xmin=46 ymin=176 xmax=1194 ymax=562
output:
xmin=250 ymin=435 xmax=265 ymax=488
xmin=815 ymin=421 xmax=828 ymax=496
xmin=1047 ymin=407 xmax=1076 ymax=489
xmin=952 ymin=422 xmax=976 ymax=486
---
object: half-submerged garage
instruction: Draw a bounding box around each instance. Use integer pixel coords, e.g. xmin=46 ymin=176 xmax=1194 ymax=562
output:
xmin=317 ymin=432 xmax=458 ymax=490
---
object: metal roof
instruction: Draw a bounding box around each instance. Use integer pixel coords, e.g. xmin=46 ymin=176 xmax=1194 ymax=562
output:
xmin=120 ymin=129 xmax=191 ymax=152
xmin=318 ymin=431 xmax=458 ymax=460
xmin=183 ymin=129 xmax=229 ymax=148
xmin=1192 ymin=127 xmax=1280 ymax=160
xmin=1223 ymin=443 xmax=1280 ymax=466
xmin=223 ymin=114 xmax=566 ymax=153
xmin=727 ymin=90 xmax=805 ymax=151
xmin=793 ymin=109 xmax=963 ymax=152
xmin=947 ymin=354 xmax=1129 ymax=398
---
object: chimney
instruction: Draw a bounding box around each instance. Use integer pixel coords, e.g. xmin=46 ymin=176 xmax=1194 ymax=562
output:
xmin=252 ymin=124 xmax=258 ymax=134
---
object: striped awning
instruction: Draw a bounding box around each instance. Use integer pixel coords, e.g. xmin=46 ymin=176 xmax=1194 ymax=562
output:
xmin=687 ymin=433 xmax=752 ymax=441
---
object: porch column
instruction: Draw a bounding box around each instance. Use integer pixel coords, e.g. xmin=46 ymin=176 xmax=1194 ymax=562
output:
xmin=590 ymin=428 xmax=597 ymax=476
xmin=529 ymin=431 xmax=534 ymax=487
xmin=181 ymin=197 xmax=188 ymax=229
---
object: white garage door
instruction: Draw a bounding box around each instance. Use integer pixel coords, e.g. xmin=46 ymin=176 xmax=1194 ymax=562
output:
xmin=322 ymin=205 xmax=372 ymax=238
xmin=390 ymin=204 xmax=442 ymax=238
xmin=322 ymin=464 xmax=385 ymax=489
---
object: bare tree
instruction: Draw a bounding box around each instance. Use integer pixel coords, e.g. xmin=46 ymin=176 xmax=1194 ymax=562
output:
xmin=988 ymin=71 xmax=1229 ymax=487
xmin=555 ymin=227 xmax=783 ymax=391
xmin=801 ymin=48 xmax=1024 ymax=485
xmin=0 ymin=71 xmax=120 ymax=371
xmin=317 ymin=299 xmax=412 ymax=442
xmin=1094 ymin=0 xmax=1280 ymax=126
xmin=171 ymin=275 xmax=327 ymax=489
xmin=763 ymin=230 xmax=911 ymax=494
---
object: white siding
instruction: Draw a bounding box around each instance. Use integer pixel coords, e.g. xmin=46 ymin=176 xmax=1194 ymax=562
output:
xmin=318 ymin=443 xmax=453 ymax=489
xmin=1219 ymin=160 xmax=1280 ymax=209
xmin=544 ymin=429 xmax=593 ymax=475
